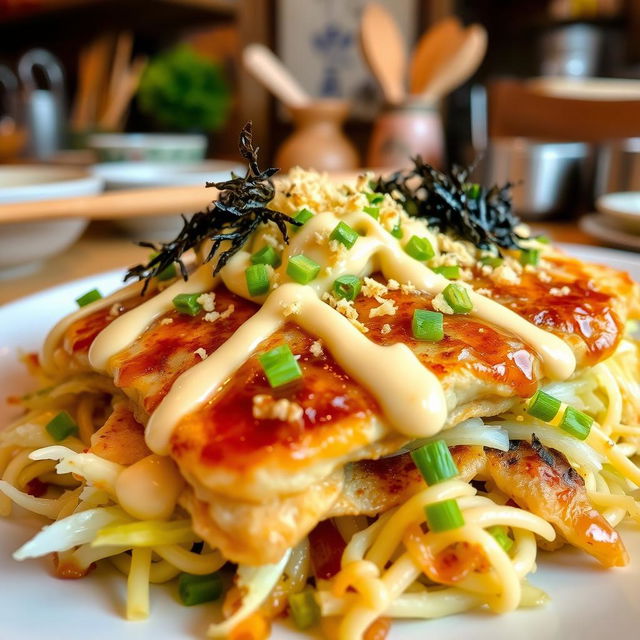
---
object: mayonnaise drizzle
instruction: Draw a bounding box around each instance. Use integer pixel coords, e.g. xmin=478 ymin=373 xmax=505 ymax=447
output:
xmin=87 ymin=197 xmax=576 ymax=454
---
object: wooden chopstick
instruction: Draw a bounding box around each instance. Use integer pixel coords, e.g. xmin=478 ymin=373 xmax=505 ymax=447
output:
xmin=0 ymin=185 xmax=218 ymax=224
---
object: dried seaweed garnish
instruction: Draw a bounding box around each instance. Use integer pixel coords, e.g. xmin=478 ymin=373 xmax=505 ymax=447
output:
xmin=125 ymin=122 xmax=300 ymax=291
xmin=372 ymin=157 xmax=525 ymax=252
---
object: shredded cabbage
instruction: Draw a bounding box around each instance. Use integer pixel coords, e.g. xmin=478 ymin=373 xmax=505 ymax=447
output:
xmin=206 ymin=549 xmax=291 ymax=638
xmin=30 ymin=446 xmax=123 ymax=493
xmin=0 ymin=480 xmax=62 ymax=518
xmin=13 ymin=506 xmax=130 ymax=561
xmin=92 ymin=520 xmax=198 ymax=548
xmin=402 ymin=418 xmax=510 ymax=454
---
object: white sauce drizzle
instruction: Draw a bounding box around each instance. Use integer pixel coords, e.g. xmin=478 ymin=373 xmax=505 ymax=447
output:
xmin=86 ymin=198 xmax=576 ymax=455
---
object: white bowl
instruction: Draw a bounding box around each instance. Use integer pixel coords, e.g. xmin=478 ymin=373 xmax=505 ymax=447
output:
xmin=92 ymin=160 xmax=244 ymax=241
xmin=0 ymin=166 xmax=103 ymax=277
xmin=88 ymin=133 xmax=207 ymax=163
xmin=595 ymin=191 xmax=640 ymax=230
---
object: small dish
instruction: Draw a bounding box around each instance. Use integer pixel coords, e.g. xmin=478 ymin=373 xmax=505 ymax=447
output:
xmin=92 ymin=160 xmax=243 ymax=241
xmin=0 ymin=166 xmax=103 ymax=277
xmin=579 ymin=213 xmax=640 ymax=252
xmin=87 ymin=133 xmax=207 ymax=163
xmin=595 ymin=192 xmax=640 ymax=229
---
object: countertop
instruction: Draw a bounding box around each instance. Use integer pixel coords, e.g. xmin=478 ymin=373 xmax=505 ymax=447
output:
xmin=0 ymin=220 xmax=606 ymax=306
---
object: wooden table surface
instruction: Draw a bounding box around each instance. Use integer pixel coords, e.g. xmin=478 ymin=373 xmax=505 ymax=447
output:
xmin=0 ymin=220 xmax=607 ymax=307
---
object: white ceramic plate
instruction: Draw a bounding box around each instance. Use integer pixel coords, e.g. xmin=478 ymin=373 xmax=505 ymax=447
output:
xmin=2 ymin=249 xmax=640 ymax=640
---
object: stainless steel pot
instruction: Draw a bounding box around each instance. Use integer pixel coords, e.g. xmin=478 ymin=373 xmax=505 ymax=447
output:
xmin=483 ymin=137 xmax=591 ymax=219
xmin=595 ymin=138 xmax=640 ymax=197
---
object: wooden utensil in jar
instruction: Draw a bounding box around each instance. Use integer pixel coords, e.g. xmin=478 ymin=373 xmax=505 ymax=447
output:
xmin=359 ymin=2 xmax=407 ymax=106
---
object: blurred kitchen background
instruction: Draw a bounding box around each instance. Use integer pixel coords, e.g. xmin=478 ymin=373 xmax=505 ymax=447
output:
xmin=4 ymin=0 xmax=640 ymax=292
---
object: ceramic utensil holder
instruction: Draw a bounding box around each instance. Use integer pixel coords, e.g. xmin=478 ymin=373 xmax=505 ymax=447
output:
xmin=367 ymin=100 xmax=444 ymax=170
xmin=275 ymin=99 xmax=359 ymax=172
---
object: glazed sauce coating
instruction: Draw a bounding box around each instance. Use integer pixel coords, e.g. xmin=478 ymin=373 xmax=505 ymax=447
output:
xmin=474 ymin=258 xmax=627 ymax=363
xmin=171 ymin=323 xmax=379 ymax=470
xmin=112 ymin=288 xmax=258 ymax=413
xmin=354 ymin=283 xmax=538 ymax=398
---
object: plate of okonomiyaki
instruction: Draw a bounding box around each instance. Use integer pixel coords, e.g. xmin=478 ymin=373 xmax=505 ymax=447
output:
xmin=2 ymin=125 xmax=640 ymax=640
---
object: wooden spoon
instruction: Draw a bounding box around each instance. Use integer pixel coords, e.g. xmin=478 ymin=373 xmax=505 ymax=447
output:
xmin=409 ymin=16 xmax=465 ymax=95
xmin=419 ymin=24 xmax=488 ymax=103
xmin=360 ymin=3 xmax=407 ymax=105
xmin=242 ymin=43 xmax=310 ymax=108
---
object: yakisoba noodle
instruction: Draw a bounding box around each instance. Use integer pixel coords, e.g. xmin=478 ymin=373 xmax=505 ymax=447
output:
xmin=2 ymin=141 xmax=640 ymax=640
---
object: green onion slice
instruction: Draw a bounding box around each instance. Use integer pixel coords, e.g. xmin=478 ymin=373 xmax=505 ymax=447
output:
xmin=287 ymin=255 xmax=321 ymax=284
xmin=172 ymin=293 xmax=202 ymax=316
xmin=45 ymin=411 xmax=78 ymax=441
xmin=425 ymin=499 xmax=465 ymax=533
xmin=536 ymin=235 xmax=551 ymax=244
xmin=366 ymin=192 xmax=384 ymax=205
xmin=75 ymin=288 xmax=102 ymax=307
xmin=329 ymin=221 xmax=359 ymax=249
xmin=288 ymin=588 xmax=320 ymax=630
xmin=363 ymin=205 xmax=380 ymax=220
xmin=432 ymin=265 xmax=460 ymax=279
xmin=411 ymin=439 xmax=458 ymax=485
xmin=412 ymin=309 xmax=444 ymax=342
xmin=259 ymin=344 xmax=302 ymax=388
xmin=245 ymin=264 xmax=270 ymax=297
xmin=149 ymin=252 xmax=176 ymax=281
xmin=442 ymin=283 xmax=473 ymax=314
xmin=178 ymin=572 xmax=224 ymax=607
xmin=391 ymin=223 xmax=403 ymax=239
xmin=519 ymin=248 xmax=540 ymax=266
xmin=404 ymin=235 xmax=435 ymax=261
xmin=560 ymin=406 xmax=593 ymax=440
xmin=292 ymin=208 xmax=314 ymax=231
xmin=487 ymin=525 xmax=513 ymax=552
xmin=527 ymin=389 xmax=561 ymax=422
xmin=333 ymin=275 xmax=361 ymax=301
xmin=251 ymin=245 xmax=281 ymax=268
xmin=480 ymin=255 xmax=503 ymax=268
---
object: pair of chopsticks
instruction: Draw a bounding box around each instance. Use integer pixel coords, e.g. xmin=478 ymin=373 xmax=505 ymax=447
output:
xmin=71 ymin=32 xmax=147 ymax=132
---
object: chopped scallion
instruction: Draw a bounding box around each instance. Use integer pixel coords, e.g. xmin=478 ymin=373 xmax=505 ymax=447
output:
xmin=251 ymin=245 xmax=281 ymax=268
xmin=412 ymin=309 xmax=444 ymax=342
xmin=259 ymin=344 xmax=302 ymax=388
xmin=480 ymin=255 xmax=503 ymax=268
xmin=245 ymin=264 xmax=270 ymax=297
xmin=560 ymin=406 xmax=593 ymax=440
xmin=432 ymin=265 xmax=460 ymax=279
xmin=45 ymin=411 xmax=78 ymax=441
xmin=527 ymin=389 xmax=561 ymax=422
xmin=411 ymin=439 xmax=458 ymax=485
xmin=178 ymin=572 xmax=223 ymax=606
xmin=363 ymin=205 xmax=380 ymax=220
xmin=519 ymin=248 xmax=540 ymax=266
xmin=536 ymin=235 xmax=551 ymax=244
xmin=287 ymin=255 xmax=321 ymax=284
xmin=292 ymin=208 xmax=314 ymax=231
xmin=75 ymin=289 xmax=102 ymax=307
xmin=404 ymin=235 xmax=435 ymax=261
xmin=366 ymin=192 xmax=384 ymax=205
xmin=150 ymin=252 xmax=176 ymax=281
xmin=464 ymin=183 xmax=482 ymax=199
xmin=425 ymin=499 xmax=465 ymax=533
xmin=288 ymin=588 xmax=320 ymax=630
xmin=333 ymin=275 xmax=361 ymax=301
xmin=172 ymin=293 xmax=202 ymax=316
xmin=442 ymin=283 xmax=472 ymax=314
xmin=391 ymin=223 xmax=403 ymax=239
xmin=329 ymin=221 xmax=359 ymax=249
xmin=487 ymin=525 xmax=513 ymax=552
